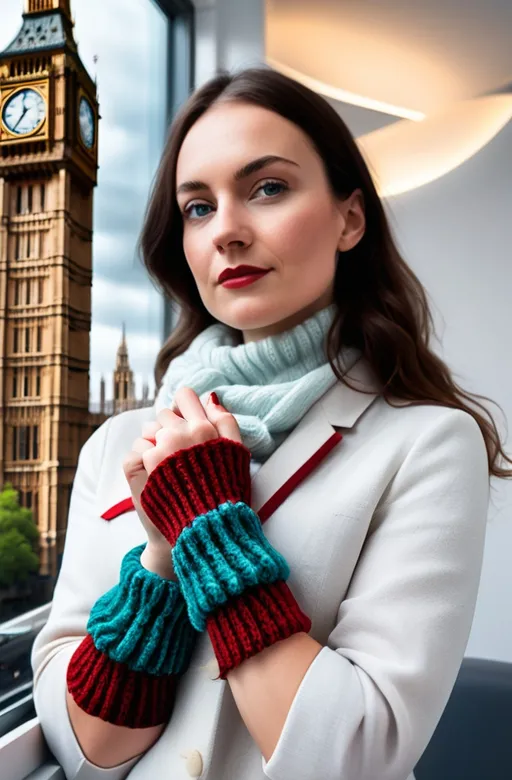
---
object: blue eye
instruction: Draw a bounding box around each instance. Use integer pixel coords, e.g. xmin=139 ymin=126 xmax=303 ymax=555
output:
xmin=259 ymin=180 xmax=287 ymax=197
xmin=185 ymin=203 xmax=212 ymax=220
xmin=182 ymin=179 xmax=288 ymax=221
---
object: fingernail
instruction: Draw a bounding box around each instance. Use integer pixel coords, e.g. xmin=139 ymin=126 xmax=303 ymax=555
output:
xmin=210 ymin=392 xmax=220 ymax=405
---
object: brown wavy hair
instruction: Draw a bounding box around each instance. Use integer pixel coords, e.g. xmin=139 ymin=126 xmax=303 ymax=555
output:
xmin=138 ymin=66 xmax=511 ymax=481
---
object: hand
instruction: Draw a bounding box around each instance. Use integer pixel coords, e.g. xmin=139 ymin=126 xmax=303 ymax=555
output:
xmin=142 ymin=387 xmax=242 ymax=476
xmin=123 ymin=420 xmax=176 ymax=576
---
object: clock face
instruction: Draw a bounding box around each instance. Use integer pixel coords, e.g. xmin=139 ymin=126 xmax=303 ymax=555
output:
xmin=79 ymin=97 xmax=95 ymax=149
xmin=2 ymin=88 xmax=46 ymax=136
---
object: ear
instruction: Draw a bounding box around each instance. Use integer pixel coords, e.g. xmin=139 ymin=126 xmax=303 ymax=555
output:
xmin=337 ymin=188 xmax=366 ymax=252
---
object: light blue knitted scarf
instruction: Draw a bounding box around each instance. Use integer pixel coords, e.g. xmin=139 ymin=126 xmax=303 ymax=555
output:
xmin=154 ymin=305 xmax=361 ymax=461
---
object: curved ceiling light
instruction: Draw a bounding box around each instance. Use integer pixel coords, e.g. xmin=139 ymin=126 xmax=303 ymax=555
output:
xmin=268 ymin=58 xmax=512 ymax=197
xmin=266 ymin=57 xmax=426 ymax=122
xmin=357 ymin=94 xmax=512 ymax=197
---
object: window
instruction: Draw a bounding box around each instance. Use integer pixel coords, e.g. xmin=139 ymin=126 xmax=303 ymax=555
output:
xmin=15 ymin=233 xmax=20 ymax=260
xmin=12 ymin=371 xmax=18 ymax=397
xmin=19 ymin=426 xmax=28 ymax=460
xmin=26 ymin=232 xmax=31 ymax=258
xmin=32 ymin=426 xmax=38 ymax=460
xmin=23 ymin=372 xmax=29 ymax=397
xmin=12 ymin=427 xmax=18 ymax=460
xmin=35 ymin=367 xmax=41 ymax=396
xmin=36 ymin=326 xmax=42 ymax=352
xmin=13 ymin=326 xmax=19 ymax=353
xmin=40 ymin=183 xmax=45 ymax=212
xmin=16 ymin=185 xmax=22 ymax=214
xmin=24 ymin=327 xmax=30 ymax=353
xmin=27 ymin=185 xmax=33 ymax=213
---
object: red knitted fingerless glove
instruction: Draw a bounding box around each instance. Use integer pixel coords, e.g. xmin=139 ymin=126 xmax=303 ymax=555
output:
xmin=140 ymin=438 xmax=311 ymax=679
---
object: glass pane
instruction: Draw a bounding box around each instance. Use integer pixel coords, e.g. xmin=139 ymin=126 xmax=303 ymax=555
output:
xmin=0 ymin=0 xmax=175 ymax=709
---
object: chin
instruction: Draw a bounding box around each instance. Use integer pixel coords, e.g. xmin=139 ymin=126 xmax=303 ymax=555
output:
xmin=209 ymin=296 xmax=295 ymax=333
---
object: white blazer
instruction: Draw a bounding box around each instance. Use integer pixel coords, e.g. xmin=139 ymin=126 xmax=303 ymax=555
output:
xmin=31 ymin=356 xmax=490 ymax=780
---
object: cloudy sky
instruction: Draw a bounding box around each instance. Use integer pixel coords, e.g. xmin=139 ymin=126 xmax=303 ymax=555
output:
xmin=1 ymin=0 xmax=172 ymax=404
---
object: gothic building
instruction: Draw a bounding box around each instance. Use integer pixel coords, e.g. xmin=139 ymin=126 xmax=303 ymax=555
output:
xmin=89 ymin=323 xmax=153 ymax=421
xmin=0 ymin=0 xmax=140 ymax=577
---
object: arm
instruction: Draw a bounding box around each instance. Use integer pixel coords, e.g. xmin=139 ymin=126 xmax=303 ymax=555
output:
xmin=31 ymin=417 xmax=196 ymax=779
xmin=230 ymin=408 xmax=489 ymax=780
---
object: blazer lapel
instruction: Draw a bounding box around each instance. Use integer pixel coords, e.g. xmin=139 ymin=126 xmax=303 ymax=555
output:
xmin=251 ymin=355 xmax=380 ymax=523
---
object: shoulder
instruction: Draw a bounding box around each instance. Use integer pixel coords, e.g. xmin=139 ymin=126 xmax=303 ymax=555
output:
xmin=333 ymin=389 xmax=489 ymax=494
xmin=385 ymin=399 xmax=486 ymax=455
xmin=365 ymin=397 xmax=489 ymax=499
xmin=361 ymin=392 xmax=485 ymax=452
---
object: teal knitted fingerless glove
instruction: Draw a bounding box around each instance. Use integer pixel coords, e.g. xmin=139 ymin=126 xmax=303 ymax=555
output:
xmin=66 ymin=543 xmax=198 ymax=727
xmin=172 ymin=501 xmax=290 ymax=632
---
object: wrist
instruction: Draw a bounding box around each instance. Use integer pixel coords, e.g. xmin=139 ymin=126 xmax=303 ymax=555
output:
xmin=140 ymin=543 xmax=177 ymax=580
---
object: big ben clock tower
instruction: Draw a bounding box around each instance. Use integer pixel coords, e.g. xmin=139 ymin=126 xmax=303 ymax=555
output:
xmin=0 ymin=0 xmax=99 ymax=577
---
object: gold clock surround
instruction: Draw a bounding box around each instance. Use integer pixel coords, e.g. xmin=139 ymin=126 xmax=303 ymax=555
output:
xmin=77 ymin=87 xmax=97 ymax=155
xmin=0 ymin=80 xmax=51 ymax=144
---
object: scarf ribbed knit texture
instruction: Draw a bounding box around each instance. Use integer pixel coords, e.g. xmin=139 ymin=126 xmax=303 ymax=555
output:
xmin=155 ymin=304 xmax=361 ymax=460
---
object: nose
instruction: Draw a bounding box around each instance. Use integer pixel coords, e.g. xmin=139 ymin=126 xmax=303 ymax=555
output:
xmin=211 ymin=202 xmax=252 ymax=253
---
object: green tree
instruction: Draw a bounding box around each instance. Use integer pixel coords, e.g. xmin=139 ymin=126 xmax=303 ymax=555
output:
xmin=0 ymin=483 xmax=40 ymax=588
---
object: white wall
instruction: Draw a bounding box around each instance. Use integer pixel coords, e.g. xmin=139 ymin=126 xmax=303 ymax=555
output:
xmin=384 ymin=120 xmax=512 ymax=663
xmin=191 ymin=0 xmax=512 ymax=663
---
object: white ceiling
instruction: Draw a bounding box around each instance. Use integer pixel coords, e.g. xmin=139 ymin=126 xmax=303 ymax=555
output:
xmin=266 ymin=0 xmax=512 ymax=135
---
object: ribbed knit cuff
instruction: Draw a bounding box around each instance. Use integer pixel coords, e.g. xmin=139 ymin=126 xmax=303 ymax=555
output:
xmin=66 ymin=544 xmax=198 ymax=728
xmin=206 ymin=580 xmax=312 ymax=680
xmin=139 ymin=438 xmax=251 ymax=546
xmin=171 ymin=499 xmax=312 ymax=675
xmin=172 ymin=501 xmax=290 ymax=631
xmin=67 ymin=635 xmax=179 ymax=728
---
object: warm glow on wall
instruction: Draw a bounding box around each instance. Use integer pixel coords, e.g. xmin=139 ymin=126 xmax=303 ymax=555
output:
xmin=266 ymin=58 xmax=426 ymax=122
xmin=356 ymin=94 xmax=512 ymax=197
xmin=268 ymin=58 xmax=512 ymax=197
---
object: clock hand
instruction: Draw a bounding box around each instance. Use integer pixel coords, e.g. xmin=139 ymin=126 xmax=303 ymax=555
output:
xmin=13 ymin=108 xmax=29 ymax=132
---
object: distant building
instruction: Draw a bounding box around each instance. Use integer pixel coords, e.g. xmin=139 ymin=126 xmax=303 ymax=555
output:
xmin=88 ymin=322 xmax=154 ymax=425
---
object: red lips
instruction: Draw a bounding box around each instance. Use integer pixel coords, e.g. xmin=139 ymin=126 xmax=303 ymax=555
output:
xmin=217 ymin=265 xmax=269 ymax=284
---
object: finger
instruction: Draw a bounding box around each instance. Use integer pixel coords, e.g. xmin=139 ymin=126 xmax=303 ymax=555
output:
xmin=130 ymin=436 xmax=155 ymax=454
xmin=141 ymin=421 xmax=163 ymax=443
xmin=205 ymin=393 xmax=242 ymax=443
xmin=171 ymin=387 xmax=209 ymax=422
xmin=156 ymin=406 xmax=188 ymax=429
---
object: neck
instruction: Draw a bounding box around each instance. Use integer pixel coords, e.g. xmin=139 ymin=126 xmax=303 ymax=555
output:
xmin=242 ymin=289 xmax=334 ymax=343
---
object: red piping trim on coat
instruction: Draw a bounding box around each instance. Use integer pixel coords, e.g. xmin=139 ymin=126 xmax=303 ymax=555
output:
xmin=258 ymin=431 xmax=343 ymax=524
xmin=101 ymin=496 xmax=135 ymax=520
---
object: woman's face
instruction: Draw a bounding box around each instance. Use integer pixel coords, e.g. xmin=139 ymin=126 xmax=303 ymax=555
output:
xmin=175 ymin=101 xmax=365 ymax=341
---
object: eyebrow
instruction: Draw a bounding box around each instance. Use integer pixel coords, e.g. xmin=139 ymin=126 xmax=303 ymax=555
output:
xmin=176 ymin=155 xmax=300 ymax=197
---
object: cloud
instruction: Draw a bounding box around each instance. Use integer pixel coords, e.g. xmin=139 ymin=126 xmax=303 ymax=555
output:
xmin=91 ymin=276 xmax=163 ymax=337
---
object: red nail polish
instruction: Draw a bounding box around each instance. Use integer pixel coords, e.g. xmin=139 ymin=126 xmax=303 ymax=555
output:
xmin=210 ymin=392 xmax=220 ymax=405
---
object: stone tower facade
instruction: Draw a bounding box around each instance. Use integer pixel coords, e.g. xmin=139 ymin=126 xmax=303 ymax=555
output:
xmin=0 ymin=0 xmax=99 ymax=576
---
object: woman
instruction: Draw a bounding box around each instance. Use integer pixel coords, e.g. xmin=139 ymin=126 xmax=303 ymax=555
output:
xmin=31 ymin=67 xmax=511 ymax=780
